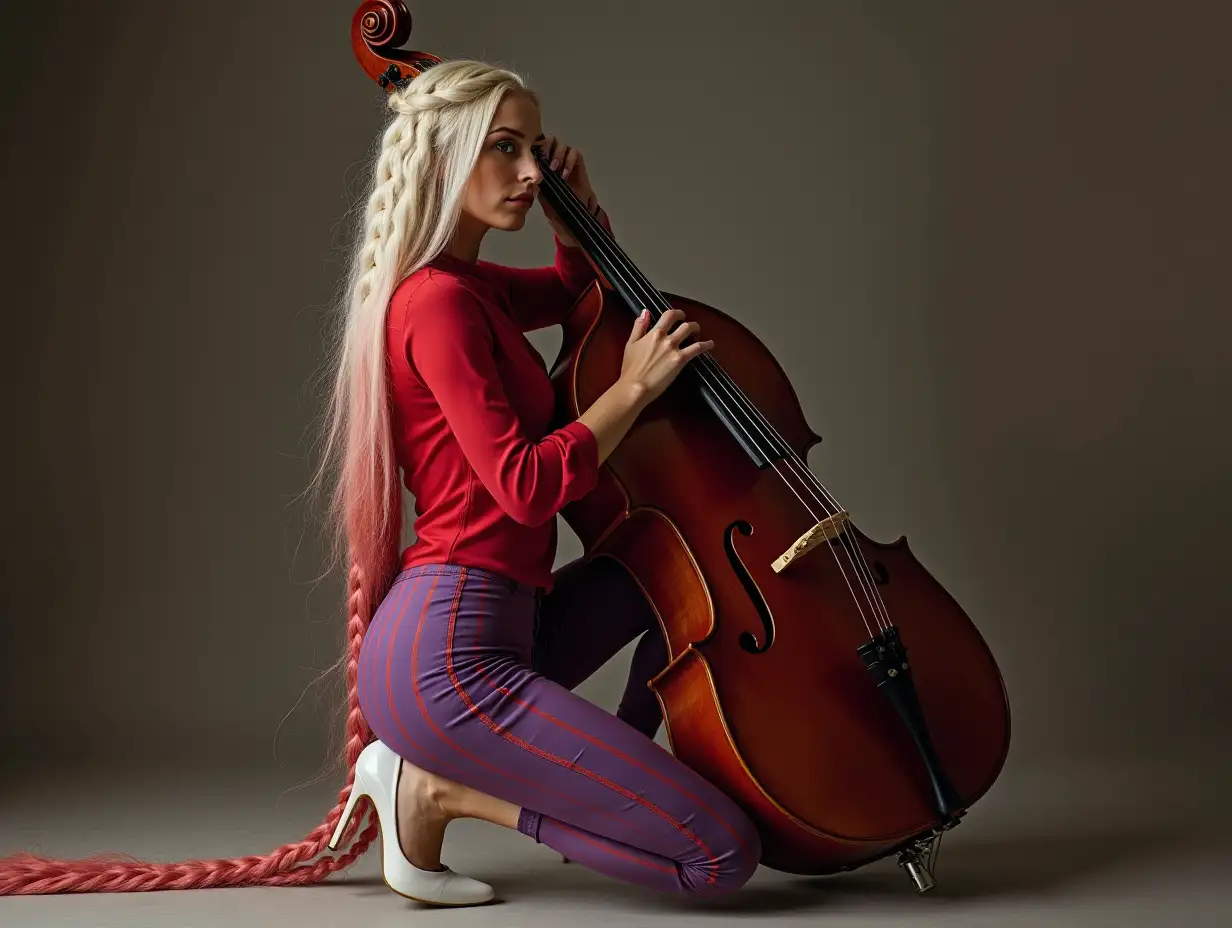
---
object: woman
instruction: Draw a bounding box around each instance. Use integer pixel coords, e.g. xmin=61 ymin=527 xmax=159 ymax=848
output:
xmin=331 ymin=57 xmax=760 ymax=905
xmin=0 ymin=58 xmax=761 ymax=904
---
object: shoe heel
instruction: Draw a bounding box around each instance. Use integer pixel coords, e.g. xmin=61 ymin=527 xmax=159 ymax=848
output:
xmin=328 ymin=779 xmax=367 ymax=850
xmin=355 ymin=739 xmax=495 ymax=905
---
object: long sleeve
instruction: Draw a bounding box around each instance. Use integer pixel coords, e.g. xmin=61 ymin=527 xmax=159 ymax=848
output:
xmin=404 ymin=276 xmax=599 ymax=527
xmin=477 ymin=209 xmax=614 ymax=332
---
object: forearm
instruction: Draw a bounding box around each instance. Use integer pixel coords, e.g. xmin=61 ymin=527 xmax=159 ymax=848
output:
xmin=577 ymin=377 xmax=648 ymax=465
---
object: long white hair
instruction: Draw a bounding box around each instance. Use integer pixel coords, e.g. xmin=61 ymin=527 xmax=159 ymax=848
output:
xmin=309 ymin=59 xmax=537 ymax=796
xmin=318 ymin=58 xmax=535 ymax=618
xmin=0 ymin=59 xmax=541 ymax=893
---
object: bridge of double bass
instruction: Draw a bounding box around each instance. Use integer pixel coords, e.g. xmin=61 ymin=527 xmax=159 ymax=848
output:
xmin=772 ymin=511 xmax=850 ymax=572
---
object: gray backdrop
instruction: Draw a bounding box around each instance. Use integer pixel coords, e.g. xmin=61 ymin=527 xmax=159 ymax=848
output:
xmin=2 ymin=0 xmax=1227 ymax=808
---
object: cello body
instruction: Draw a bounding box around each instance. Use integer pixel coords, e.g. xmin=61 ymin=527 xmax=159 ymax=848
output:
xmin=548 ymin=284 xmax=1011 ymax=876
xmin=349 ymin=0 xmax=1011 ymax=887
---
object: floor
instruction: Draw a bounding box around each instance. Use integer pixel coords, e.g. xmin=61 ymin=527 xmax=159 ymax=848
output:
xmin=2 ymin=754 xmax=1226 ymax=927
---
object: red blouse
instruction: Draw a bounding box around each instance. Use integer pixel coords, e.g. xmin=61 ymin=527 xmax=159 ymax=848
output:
xmin=386 ymin=223 xmax=611 ymax=591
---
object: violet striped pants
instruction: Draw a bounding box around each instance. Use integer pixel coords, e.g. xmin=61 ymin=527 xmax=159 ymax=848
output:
xmin=355 ymin=557 xmax=762 ymax=895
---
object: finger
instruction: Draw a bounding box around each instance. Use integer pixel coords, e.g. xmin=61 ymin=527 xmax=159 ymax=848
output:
xmin=669 ymin=321 xmax=701 ymax=345
xmin=653 ymin=308 xmax=686 ymax=333
xmin=549 ymin=140 xmax=565 ymax=173
xmin=653 ymin=308 xmax=684 ymax=329
xmin=681 ymin=339 xmax=715 ymax=360
xmin=627 ymin=309 xmax=650 ymax=343
xmin=539 ymin=135 xmax=554 ymax=170
xmin=562 ymin=146 xmax=581 ymax=179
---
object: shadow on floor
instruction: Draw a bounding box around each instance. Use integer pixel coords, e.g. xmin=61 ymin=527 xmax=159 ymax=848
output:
xmin=800 ymin=823 xmax=1204 ymax=901
xmin=323 ymin=821 xmax=1211 ymax=914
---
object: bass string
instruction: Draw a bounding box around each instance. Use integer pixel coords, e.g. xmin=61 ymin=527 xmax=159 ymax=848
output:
xmin=536 ymin=155 xmax=892 ymax=635
xmin=532 ymin=163 xmax=892 ymax=634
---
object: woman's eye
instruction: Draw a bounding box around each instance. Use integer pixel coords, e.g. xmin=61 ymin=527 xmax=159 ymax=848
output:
xmin=495 ymin=140 xmax=515 ymax=154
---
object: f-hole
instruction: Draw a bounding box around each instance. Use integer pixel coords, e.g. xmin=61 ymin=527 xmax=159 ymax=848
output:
xmin=724 ymin=520 xmax=776 ymax=654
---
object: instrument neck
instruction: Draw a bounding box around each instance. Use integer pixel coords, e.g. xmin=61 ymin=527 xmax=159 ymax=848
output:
xmin=536 ymin=155 xmax=796 ymax=470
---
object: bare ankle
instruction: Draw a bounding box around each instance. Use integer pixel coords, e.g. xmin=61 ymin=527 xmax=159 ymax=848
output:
xmin=422 ymin=775 xmax=458 ymax=819
xmin=401 ymin=761 xmax=520 ymax=831
xmin=404 ymin=762 xmax=461 ymax=819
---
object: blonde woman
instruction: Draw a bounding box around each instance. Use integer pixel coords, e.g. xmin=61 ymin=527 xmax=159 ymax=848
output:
xmin=0 ymin=59 xmax=760 ymax=906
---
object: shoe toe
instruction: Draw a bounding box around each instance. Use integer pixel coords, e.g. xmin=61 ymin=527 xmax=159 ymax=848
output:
xmin=436 ymin=868 xmax=495 ymax=905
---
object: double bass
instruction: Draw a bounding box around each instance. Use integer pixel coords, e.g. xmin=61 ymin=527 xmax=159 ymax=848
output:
xmin=351 ymin=0 xmax=1011 ymax=893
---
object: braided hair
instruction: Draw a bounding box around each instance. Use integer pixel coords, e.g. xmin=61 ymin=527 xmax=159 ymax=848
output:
xmin=0 ymin=58 xmax=534 ymax=896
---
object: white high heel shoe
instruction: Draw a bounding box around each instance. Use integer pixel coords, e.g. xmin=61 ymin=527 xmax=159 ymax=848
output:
xmin=328 ymin=738 xmax=495 ymax=906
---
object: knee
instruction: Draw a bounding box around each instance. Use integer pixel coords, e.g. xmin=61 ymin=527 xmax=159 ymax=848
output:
xmin=689 ymin=818 xmax=763 ymax=896
xmin=724 ymin=820 xmax=763 ymax=891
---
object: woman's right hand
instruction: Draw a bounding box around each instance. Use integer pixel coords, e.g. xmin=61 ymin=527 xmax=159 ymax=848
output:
xmin=619 ymin=308 xmax=714 ymax=406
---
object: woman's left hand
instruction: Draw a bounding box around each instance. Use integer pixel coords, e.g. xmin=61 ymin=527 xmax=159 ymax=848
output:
xmin=536 ymin=135 xmax=601 ymax=246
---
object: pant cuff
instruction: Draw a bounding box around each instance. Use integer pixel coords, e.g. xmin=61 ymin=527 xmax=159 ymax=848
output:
xmin=517 ymin=808 xmax=543 ymax=843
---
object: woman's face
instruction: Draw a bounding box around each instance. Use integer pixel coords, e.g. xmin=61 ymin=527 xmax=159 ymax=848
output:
xmin=461 ymin=91 xmax=545 ymax=232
